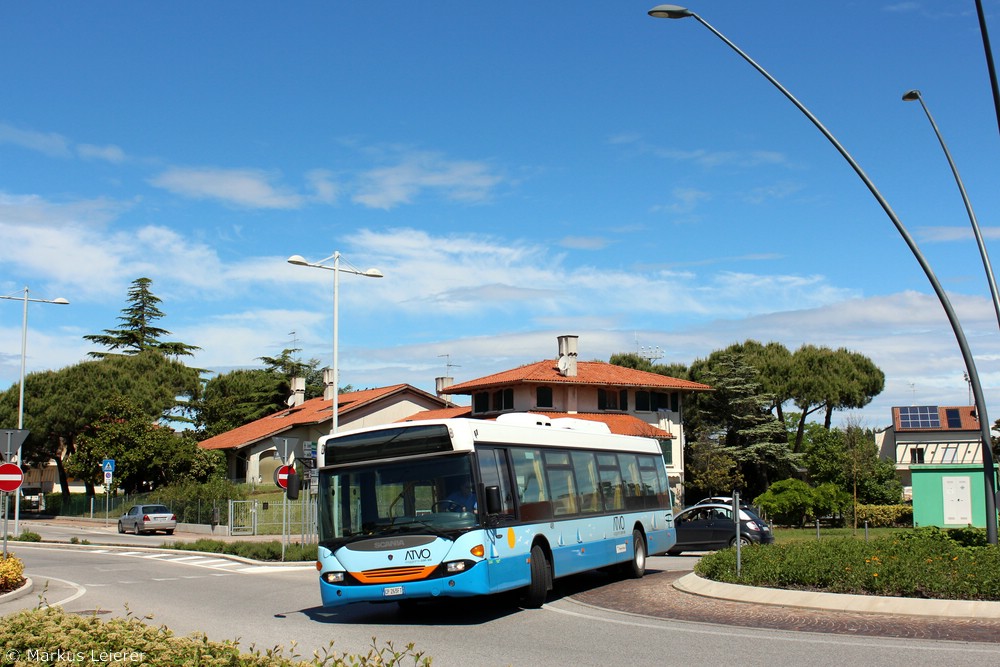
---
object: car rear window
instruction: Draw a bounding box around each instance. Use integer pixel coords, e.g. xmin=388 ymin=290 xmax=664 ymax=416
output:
xmin=144 ymin=505 xmax=171 ymax=514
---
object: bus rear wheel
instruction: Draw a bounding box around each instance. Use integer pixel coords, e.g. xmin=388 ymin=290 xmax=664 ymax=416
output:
xmin=623 ymin=529 xmax=647 ymax=579
xmin=524 ymin=544 xmax=551 ymax=608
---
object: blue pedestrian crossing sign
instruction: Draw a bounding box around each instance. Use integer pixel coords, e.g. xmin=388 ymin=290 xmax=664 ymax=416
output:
xmin=102 ymin=459 xmax=115 ymax=473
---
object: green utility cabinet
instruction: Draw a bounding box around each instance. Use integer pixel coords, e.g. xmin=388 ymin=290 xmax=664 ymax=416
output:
xmin=910 ymin=464 xmax=999 ymax=528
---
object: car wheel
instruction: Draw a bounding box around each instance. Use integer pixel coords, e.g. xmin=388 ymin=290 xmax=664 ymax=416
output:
xmin=524 ymin=544 xmax=551 ymax=608
xmin=623 ymin=529 xmax=646 ymax=579
xmin=117 ymin=521 xmax=125 ymax=534
xmin=730 ymin=535 xmax=752 ymax=548
xmin=133 ymin=522 xmax=141 ymax=536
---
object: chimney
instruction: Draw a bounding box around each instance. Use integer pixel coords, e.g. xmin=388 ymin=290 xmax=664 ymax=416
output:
xmin=435 ymin=376 xmax=454 ymax=397
xmin=323 ymin=368 xmax=336 ymax=401
xmin=556 ymin=335 xmax=579 ymax=377
xmin=288 ymin=377 xmax=306 ymax=407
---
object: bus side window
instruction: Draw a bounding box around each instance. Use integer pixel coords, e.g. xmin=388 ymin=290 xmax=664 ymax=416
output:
xmin=476 ymin=446 xmax=515 ymax=518
xmin=511 ymin=448 xmax=552 ymax=521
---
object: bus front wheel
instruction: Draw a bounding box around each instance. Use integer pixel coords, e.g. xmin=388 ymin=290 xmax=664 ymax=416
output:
xmin=525 ymin=544 xmax=551 ymax=608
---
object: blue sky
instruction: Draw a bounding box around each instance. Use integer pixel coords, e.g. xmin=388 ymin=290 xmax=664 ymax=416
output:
xmin=3 ymin=1 xmax=1000 ymax=430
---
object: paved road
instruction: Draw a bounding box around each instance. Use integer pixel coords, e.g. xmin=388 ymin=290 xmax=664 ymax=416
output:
xmin=12 ymin=518 xmax=1000 ymax=646
xmin=7 ymin=544 xmax=1000 ymax=667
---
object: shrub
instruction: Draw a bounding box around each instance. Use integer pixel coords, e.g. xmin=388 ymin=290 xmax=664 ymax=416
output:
xmin=13 ymin=530 xmax=41 ymax=542
xmin=0 ymin=553 xmax=25 ymax=593
xmin=167 ymin=539 xmax=318 ymax=562
xmin=696 ymin=528 xmax=1000 ymax=600
xmin=849 ymin=503 xmax=913 ymax=527
xmin=0 ymin=606 xmax=431 ymax=666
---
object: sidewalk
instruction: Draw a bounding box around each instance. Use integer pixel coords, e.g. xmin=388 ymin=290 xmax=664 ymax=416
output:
xmin=571 ymin=568 xmax=1000 ymax=643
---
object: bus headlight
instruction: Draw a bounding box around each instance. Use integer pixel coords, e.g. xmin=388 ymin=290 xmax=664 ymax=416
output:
xmin=322 ymin=571 xmax=346 ymax=584
xmin=445 ymin=561 xmax=467 ymax=573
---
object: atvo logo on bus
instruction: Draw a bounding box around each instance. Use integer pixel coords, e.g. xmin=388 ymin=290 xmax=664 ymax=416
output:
xmin=405 ymin=548 xmax=432 ymax=561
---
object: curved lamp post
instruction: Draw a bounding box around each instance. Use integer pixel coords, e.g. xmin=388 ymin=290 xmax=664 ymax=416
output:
xmin=0 ymin=287 xmax=70 ymax=533
xmin=903 ymin=89 xmax=1000 ymax=335
xmin=973 ymin=0 xmax=1000 ymax=139
xmin=648 ymin=4 xmax=998 ymax=542
xmin=287 ymin=252 xmax=383 ymax=435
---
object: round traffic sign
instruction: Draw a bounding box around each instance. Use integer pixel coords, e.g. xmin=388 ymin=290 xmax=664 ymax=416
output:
xmin=0 ymin=462 xmax=24 ymax=493
xmin=274 ymin=464 xmax=294 ymax=489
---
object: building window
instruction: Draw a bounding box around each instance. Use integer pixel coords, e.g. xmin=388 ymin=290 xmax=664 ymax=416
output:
xmin=659 ymin=440 xmax=673 ymax=465
xmin=473 ymin=392 xmax=489 ymax=414
xmin=492 ymin=388 xmax=514 ymax=411
xmin=536 ymin=386 xmax=553 ymax=408
xmin=910 ymin=447 xmax=925 ymax=464
xmin=636 ymin=391 xmax=652 ymax=412
xmin=598 ymin=389 xmax=628 ymax=411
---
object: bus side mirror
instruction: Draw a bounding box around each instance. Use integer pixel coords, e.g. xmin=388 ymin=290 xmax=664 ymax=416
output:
xmin=484 ymin=485 xmax=502 ymax=514
xmin=286 ymin=470 xmax=300 ymax=500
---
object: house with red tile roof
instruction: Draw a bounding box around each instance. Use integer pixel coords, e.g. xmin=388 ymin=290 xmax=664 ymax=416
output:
xmin=876 ymin=405 xmax=987 ymax=499
xmin=199 ymin=383 xmax=452 ymax=484
xmin=405 ymin=335 xmax=711 ymax=499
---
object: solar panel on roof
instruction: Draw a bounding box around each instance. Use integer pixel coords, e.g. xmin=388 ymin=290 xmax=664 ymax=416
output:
xmin=898 ymin=405 xmax=941 ymax=429
xmin=946 ymin=408 xmax=962 ymax=429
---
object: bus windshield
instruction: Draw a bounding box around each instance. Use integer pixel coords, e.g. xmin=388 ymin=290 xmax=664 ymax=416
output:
xmin=317 ymin=453 xmax=479 ymax=547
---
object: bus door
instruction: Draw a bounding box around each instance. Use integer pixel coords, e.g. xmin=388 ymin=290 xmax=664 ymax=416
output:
xmin=476 ymin=447 xmax=522 ymax=588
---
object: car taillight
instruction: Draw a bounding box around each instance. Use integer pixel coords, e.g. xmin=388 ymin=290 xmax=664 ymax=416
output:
xmin=142 ymin=515 xmax=150 ymax=521
xmin=171 ymin=514 xmax=177 ymax=520
xmin=743 ymin=522 xmax=760 ymax=532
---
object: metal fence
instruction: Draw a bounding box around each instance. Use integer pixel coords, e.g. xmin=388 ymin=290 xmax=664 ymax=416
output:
xmin=42 ymin=491 xmax=315 ymax=540
xmin=229 ymin=494 xmax=317 ymax=540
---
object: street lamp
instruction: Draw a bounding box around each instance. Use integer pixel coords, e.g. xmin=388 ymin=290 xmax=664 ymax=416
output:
xmin=0 ymin=287 xmax=69 ymax=533
xmin=648 ymin=5 xmax=999 ymax=543
xmin=287 ymin=252 xmax=383 ymax=435
xmin=902 ymin=89 xmax=1000 ymax=335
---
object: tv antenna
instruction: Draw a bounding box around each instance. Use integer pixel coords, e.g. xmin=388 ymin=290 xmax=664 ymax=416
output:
xmin=438 ymin=354 xmax=460 ymax=376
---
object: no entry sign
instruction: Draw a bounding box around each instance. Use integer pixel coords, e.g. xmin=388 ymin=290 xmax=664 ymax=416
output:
xmin=0 ymin=463 xmax=24 ymax=493
xmin=274 ymin=464 xmax=295 ymax=489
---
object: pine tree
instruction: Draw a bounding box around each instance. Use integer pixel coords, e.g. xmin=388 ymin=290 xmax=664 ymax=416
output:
xmin=84 ymin=277 xmax=199 ymax=358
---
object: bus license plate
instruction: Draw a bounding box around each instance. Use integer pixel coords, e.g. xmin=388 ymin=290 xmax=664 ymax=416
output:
xmin=383 ymin=586 xmax=404 ymax=597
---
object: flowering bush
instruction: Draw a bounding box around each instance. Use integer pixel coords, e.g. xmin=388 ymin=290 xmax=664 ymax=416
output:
xmin=0 ymin=607 xmax=432 ymax=666
xmin=0 ymin=552 xmax=25 ymax=593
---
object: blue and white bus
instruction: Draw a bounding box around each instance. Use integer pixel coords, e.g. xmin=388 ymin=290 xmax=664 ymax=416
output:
xmin=314 ymin=413 xmax=676 ymax=608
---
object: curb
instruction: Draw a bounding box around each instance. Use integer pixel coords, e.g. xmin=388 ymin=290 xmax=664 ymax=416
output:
xmin=0 ymin=577 xmax=34 ymax=604
xmin=14 ymin=540 xmax=313 ymax=568
xmin=674 ymin=572 xmax=1000 ymax=619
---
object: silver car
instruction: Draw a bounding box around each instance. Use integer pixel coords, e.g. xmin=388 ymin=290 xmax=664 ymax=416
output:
xmin=118 ymin=504 xmax=177 ymax=535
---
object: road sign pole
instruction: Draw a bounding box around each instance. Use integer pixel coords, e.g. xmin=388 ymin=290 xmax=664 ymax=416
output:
xmin=2 ymin=493 xmax=9 ymax=558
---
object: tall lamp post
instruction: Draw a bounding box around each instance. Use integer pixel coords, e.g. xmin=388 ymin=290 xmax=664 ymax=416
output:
xmin=1 ymin=287 xmax=70 ymax=533
xmin=902 ymin=89 xmax=1000 ymax=334
xmin=648 ymin=5 xmax=999 ymax=543
xmin=287 ymin=252 xmax=383 ymax=435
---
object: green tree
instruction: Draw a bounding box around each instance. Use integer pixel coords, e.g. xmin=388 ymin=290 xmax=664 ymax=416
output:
xmin=67 ymin=396 xmax=223 ymax=494
xmin=753 ymin=478 xmax=815 ymax=526
xmin=688 ymin=350 xmax=797 ymax=498
xmin=785 ymin=345 xmax=884 ymax=452
xmin=683 ymin=434 xmax=744 ymax=502
xmin=84 ymin=277 xmax=199 ymax=359
xmin=0 ymin=352 xmax=200 ymax=500
xmin=193 ymin=348 xmax=325 ymax=438
xmin=608 ymin=352 xmax=689 ymax=380
xmin=803 ymin=421 xmax=902 ymax=511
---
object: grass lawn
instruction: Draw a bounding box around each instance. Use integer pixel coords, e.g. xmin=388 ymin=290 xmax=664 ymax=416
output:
xmin=772 ymin=525 xmax=908 ymax=543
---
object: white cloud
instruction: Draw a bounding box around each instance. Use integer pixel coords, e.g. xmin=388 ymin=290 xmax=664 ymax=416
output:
xmin=352 ymin=151 xmax=504 ymax=209
xmin=77 ymin=143 xmax=127 ymax=163
xmin=149 ymin=167 xmax=305 ymax=209
xmin=0 ymin=123 xmax=72 ymax=158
